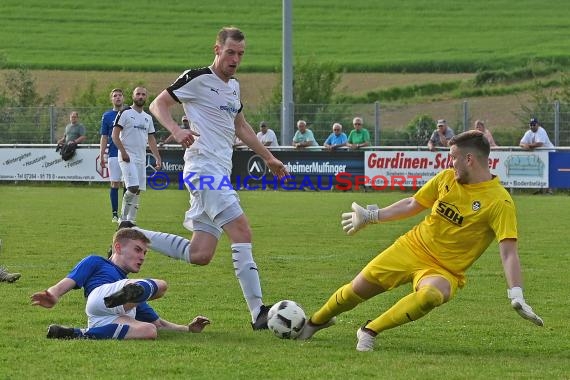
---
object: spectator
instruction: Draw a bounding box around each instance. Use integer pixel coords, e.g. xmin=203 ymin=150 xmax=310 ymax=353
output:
xmin=256 ymin=121 xmax=279 ymax=147
xmin=427 ymin=119 xmax=455 ymax=151
xmin=520 ymin=117 xmax=554 ymax=195
xmin=57 ymin=111 xmax=87 ymax=145
xmin=31 ymin=228 xmax=210 ymax=340
xmin=323 ymin=123 xmax=348 ymax=150
xmin=473 ymin=120 xmax=497 ymax=147
xmin=99 ymin=88 xmax=125 ymax=223
xmin=519 ymin=118 xmax=554 ymax=150
xmin=292 ymin=120 xmax=318 ymax=148
xmin=162 ymin=115 xmax=191 ymax=145
xmin=347 ymin=117 xmax=370 ymax=149
xmin=112 ymin=87 xmax=161 ymax=224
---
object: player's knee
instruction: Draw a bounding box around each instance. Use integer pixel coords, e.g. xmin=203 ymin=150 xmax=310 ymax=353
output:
xmin=127 ymin=186 xmax=139 ymax=194
xmin=154 ymin=279 xmax=168 ymax=297
xmin=416 ymin=285 xmax=445 ymax=310
xmin=140 ymin=324 xmax=158 ymax=339
xmin=190 ymin=249 xmax=215 ymax=265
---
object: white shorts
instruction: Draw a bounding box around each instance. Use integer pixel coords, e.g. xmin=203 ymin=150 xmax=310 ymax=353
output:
xmin=108 ymin=156 xmax=122 ymax=183
xmin=119 ymin=160 xmax=146 ymax=190
xmin=85 ymin=279 xmax=136 ymax=328
xmin=182 ymin=173 xmax=242 ymax=239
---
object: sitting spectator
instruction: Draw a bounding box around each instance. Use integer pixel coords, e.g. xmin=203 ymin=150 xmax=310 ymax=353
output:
xmin=473 ymin=120 xmax=498 ymax=147
xmin=256 ymin=121 xmax=279 ymax=147
xmin=292 ymin=120 xmax=318 ymax=148
xmin=347 ymin=117 xmax=370 ymax=149
xmin=57 ymin=111 xmax=87 ymax=145
xmin=427 ymin=119 xmax=455 ymax=151
xmin=162 ymin=115 xmax=191 ymax=145
xmin=323 ymin=123 xmax=348 ymax=150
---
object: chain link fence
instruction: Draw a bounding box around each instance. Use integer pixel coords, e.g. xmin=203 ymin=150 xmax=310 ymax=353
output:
xmin=2 ymin=102 xmax=569 ymax=146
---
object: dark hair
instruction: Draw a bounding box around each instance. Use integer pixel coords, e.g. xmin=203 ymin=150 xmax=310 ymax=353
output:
xmin=449 ymin=130 xmax=490 ymax=158
xmin=216 ymin=27 xmax=245 ymax=45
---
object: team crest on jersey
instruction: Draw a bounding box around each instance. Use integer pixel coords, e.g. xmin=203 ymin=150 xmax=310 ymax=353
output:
xmin=436 ymin=201 xmax=464 ymax=226
xmin=472 ymin=201 xmax=481 ymax=211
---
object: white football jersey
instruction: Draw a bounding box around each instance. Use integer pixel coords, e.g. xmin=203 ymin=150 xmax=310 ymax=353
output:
xmin=114 ymin=107 xmax=155 ymax=163
xmin=167 ymin=66 xmax=242 ymax=174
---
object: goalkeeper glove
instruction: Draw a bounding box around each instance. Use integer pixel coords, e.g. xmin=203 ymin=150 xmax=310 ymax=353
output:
xmin=507 ymin=287 xmax=544 ymax=326
xmin=341 ymin=202 xmax=380 ymax=235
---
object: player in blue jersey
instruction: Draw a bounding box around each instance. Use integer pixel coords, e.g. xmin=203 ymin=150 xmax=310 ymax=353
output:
xmin=99 ymin=88 xmax=124 ymax=223
xmin=31 ymin=228 xmax=210 ymax=340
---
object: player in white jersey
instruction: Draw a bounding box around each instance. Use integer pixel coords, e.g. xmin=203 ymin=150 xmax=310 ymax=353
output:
xmin=147 ymin=27 xmax=289 ymax=330
xmin=112 ymin=87 xmax=161 ymax=224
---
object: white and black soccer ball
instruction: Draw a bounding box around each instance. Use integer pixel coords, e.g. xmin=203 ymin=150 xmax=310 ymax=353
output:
xmin=267 ymin=300 xmax=307 ymax=339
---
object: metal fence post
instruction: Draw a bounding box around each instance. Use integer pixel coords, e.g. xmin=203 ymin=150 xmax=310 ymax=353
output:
xmin=374 ymin=101 xmax=380 ymax=146
xmin=49 ymin=105 xmax=56 ymax=143
xmin=462 ymin=100 xmax=469 ymax=132
xmin=554 ymin=100 xmax=560 ymax=146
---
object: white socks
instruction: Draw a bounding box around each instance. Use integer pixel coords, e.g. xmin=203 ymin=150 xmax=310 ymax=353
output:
xmin=232 ymin=243 xmax=263 ymax=322
xmin=121 ymin=191 xmax=139 ymax=222
xmin=135 ymin=227 xmax=191 ymax=263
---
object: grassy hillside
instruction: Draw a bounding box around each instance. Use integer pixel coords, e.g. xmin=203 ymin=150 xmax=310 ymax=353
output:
xmin=1 ymin=0 xmax=569 ymax=72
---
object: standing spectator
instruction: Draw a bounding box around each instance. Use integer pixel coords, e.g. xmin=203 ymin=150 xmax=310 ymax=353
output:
xmin=162 ymin=115 xmax=191 ymax=145
xmin=292 ymin=119 xmax=318 ymax=148
xmin=347 ymin=117 xmax=370 ymax=149
xmin=57 ymin=111 xmax=87 ymax=145
xmin=256 ymin=121 xmax=279 ymax=147
xmin=99 ymin=88 xmax=125 ymax=223
xmin=297 ymin=130 xmax=543 ymax=351
xmin=112 ymin=87 xmax=161 ymax=224
xmin=427 ymin=119 xmax=455 ymax=151
xmin=323 ymin=122 xmax=348 ymax=150
xmin=148 ymin=26 xmax=289 ymax=330
xmin=473 ymin=119 xmax=498 ymax=147
xmin=30 ymin=228 xmax=210 ymax=340
xmin=520 ymin=117 xmax=554 ymax=195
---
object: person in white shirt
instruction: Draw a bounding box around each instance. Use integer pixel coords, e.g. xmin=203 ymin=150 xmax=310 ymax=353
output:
xmin=519 ymin=117 xmax=554 ymax=150
xmin=147 ymin=26 xmax=289 ymax=331
xmin=112 ymin=87 xmax=161 ymax=223
xmin=519 ymin=117 xmax=554 ymax=194
xmin=256 ymin=121 xmax=279 ymax=147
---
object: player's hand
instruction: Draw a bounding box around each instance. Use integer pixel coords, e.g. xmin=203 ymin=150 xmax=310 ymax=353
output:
xmin=188 ymin=316 xmax=211 ymax=333
xmin=341 ymin=202 xmax=380 ymax=235
xmin=266 ymin=157 xmax=289 ymax=180
xmin=121 ymin=152 xmax=130 ymax=163
xmin=31 ymin=289 xmax=58 ymax=308
xmin=508 ymin=287 xmax=543 ymax=326
xmin=175 ymin=129 xmax=200 ymax=148
xmin=154 ymin=157 xmax=162 ymax=170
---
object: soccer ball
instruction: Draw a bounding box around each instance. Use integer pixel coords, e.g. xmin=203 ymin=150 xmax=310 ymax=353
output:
xmin=267 ymin=300 xmax=307 ymax=339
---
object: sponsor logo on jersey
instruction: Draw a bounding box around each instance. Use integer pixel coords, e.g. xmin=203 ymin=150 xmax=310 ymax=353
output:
xmin=436 ymin=201 xmax=464 ymax=226
xmin=472 ymin=201 xmax=481 ymax=211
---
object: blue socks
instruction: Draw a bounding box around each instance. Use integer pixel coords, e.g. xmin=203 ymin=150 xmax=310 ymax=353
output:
xmin=110 ymin=187 xmax=119 ymax=215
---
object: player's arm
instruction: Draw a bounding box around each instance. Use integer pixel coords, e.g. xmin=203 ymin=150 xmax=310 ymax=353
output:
xmin=147 ymin=134 xmax=162 ymax=170
xmin=499 ymin=238 xmax=544 ymax=326
xmin=31 ymin=277 xmax=77 ymax=308
xmin=99 ymin=134 xmax=109 ymax=168
xmin=153 ymin=316 xmax=210 ymax=333
xmin=111 ymin=125 xmax=129 ymax=162
xmin=235 ymin=113 xmax=289 ymax=179
xmin=149 ymin=91 xmax=199 ymax=147
xmin=341 ymin=197 xmax=426 ymax=235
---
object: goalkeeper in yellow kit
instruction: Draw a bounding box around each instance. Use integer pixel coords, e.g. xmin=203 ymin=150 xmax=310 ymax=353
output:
xmin=297 ymin=130 xmax=544 ymax=351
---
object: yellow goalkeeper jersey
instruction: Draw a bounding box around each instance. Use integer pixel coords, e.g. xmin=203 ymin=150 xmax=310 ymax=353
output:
xmin=406 ymin=169 xmax=517 ymax=276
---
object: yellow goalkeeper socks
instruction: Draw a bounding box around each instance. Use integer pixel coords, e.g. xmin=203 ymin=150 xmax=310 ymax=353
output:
xmin=311 ymin=283 xmax=364 ymax=325
xmin=366 ymin=285 xmax=444 ymax=333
